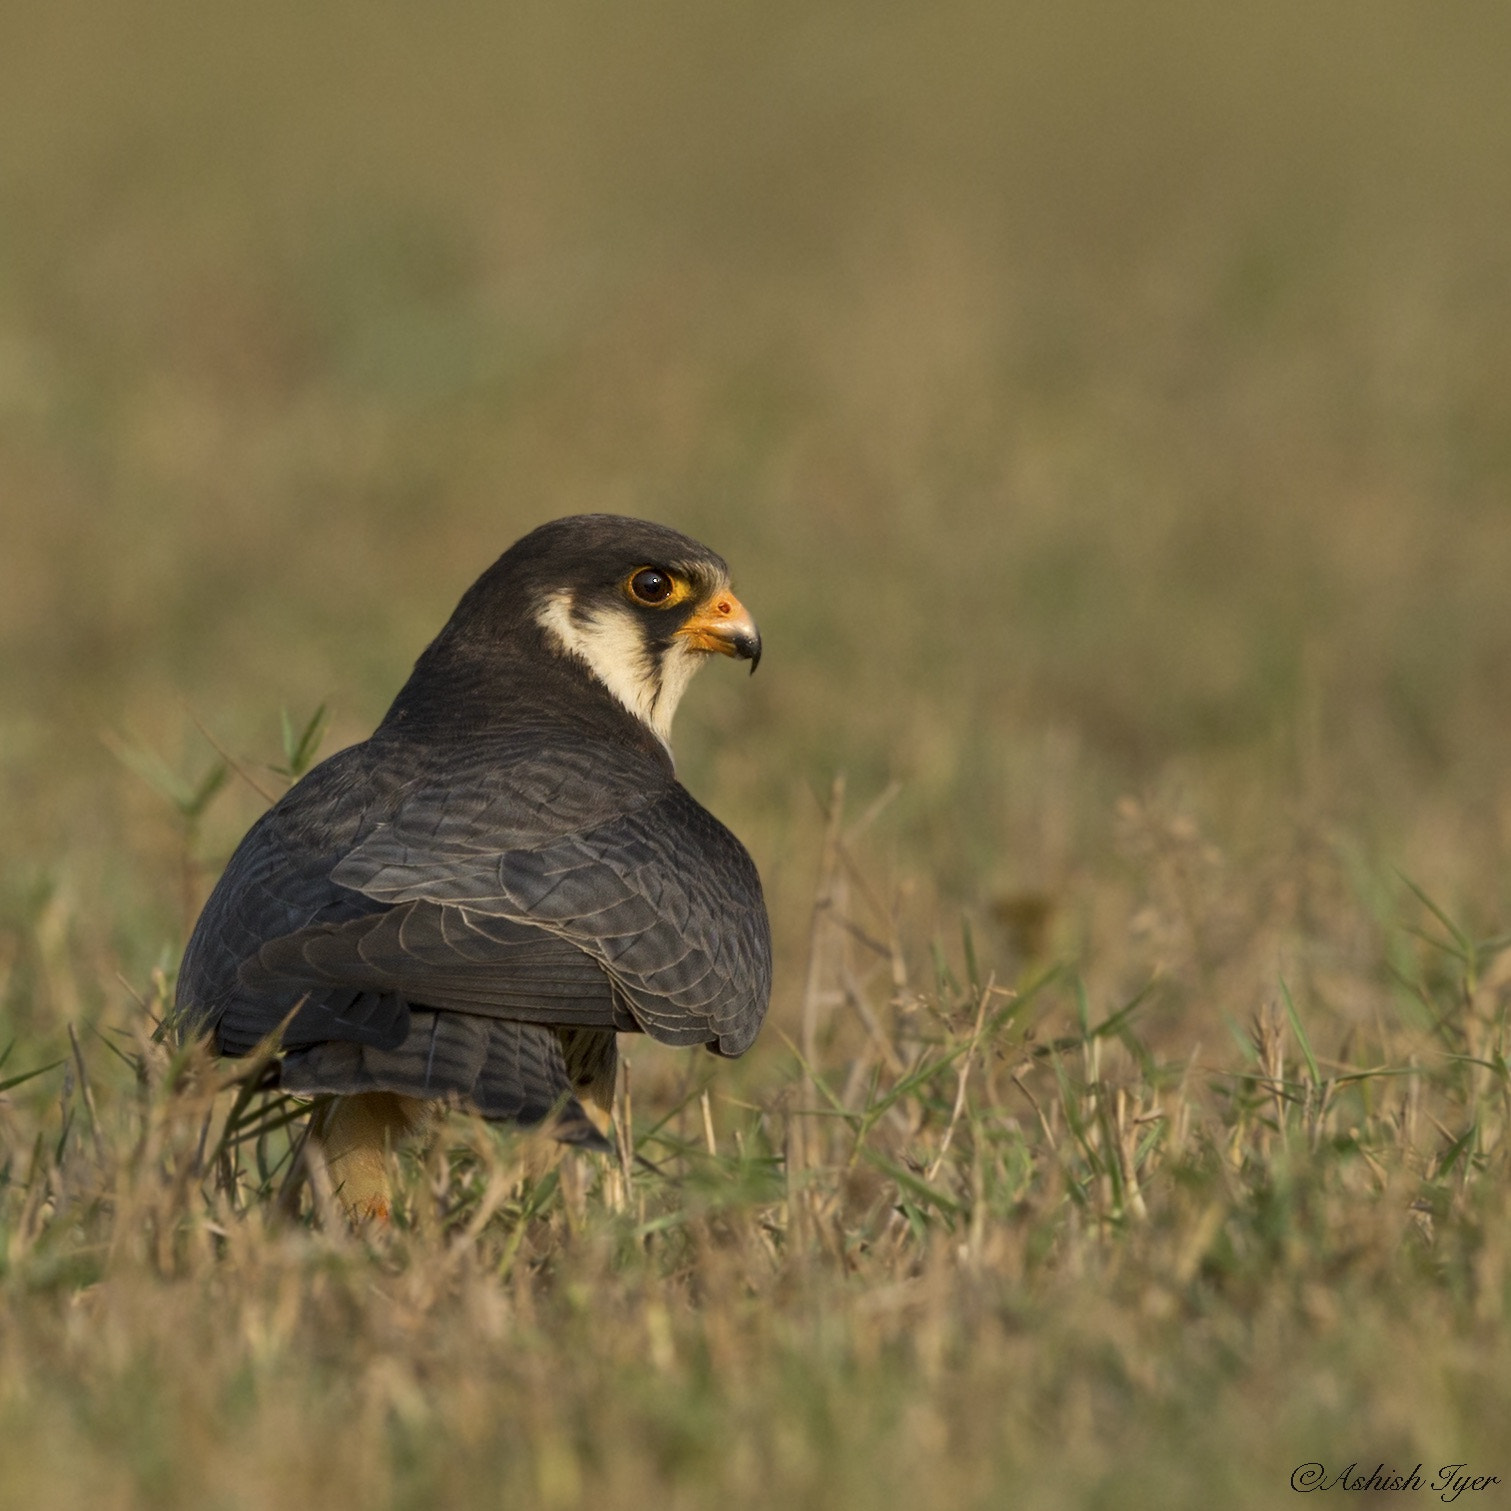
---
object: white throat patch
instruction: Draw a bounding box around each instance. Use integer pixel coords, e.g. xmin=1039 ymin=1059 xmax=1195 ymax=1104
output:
xmin=537 ymin=591 xmax=707 ymax=750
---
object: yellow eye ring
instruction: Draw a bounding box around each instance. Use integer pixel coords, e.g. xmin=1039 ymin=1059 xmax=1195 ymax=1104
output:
xmin=627 ymin=567 xmax=684 ymax=607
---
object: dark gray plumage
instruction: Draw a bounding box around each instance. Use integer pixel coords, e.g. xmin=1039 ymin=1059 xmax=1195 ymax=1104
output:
xmin=175 ymin=515 xmax=771 ymax=1148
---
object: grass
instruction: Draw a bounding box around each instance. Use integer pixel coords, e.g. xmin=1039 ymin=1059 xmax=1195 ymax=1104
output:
xmin=4 ymin=821 xmax=1511 ymax=1508
xmin=5 ymin=0 xmax=1511 ymax=1505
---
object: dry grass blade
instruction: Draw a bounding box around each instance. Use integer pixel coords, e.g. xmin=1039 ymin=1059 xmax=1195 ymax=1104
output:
xmin=7 ymin=4 xmax=1511 ymax=1504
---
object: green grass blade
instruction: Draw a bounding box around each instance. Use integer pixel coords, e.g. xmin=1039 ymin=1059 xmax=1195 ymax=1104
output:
xmin=1279 ymin=978 xmax=1321 ymax=1086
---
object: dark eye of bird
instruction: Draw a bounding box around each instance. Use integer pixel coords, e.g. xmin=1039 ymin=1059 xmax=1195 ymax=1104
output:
xmin=629 ymin=568 xmax=674 ymax=605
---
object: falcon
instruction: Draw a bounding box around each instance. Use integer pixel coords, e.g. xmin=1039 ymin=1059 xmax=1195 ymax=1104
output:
xmin=176 ymin=515 xmax=771 ymax=1218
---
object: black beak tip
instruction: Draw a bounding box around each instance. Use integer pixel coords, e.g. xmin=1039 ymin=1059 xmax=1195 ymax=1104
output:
xmin=737 ymin=631 xmax=762 ymax=674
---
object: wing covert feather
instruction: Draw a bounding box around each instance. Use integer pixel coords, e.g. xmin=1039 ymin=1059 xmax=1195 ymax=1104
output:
xmin=178 ymin=731 xmax=769 ymax=1065
xmin=333 ymin=783 xmax=771 ymax=1053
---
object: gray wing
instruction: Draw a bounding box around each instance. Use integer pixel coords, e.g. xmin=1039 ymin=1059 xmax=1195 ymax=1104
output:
xmin=178 ymin=731 xmax=770 ymax=1069
xmin=175 ymin=745 xmax=415 ymax=1057
xmin=325 ymin=781 xmax=771 ymax=1055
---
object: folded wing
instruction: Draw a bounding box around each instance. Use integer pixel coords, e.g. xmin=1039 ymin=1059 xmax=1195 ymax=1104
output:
xmin=328 ymin=781 xmax=771 ymax=1054
xmin=179 ymin=733 xmax=771 ymax=1075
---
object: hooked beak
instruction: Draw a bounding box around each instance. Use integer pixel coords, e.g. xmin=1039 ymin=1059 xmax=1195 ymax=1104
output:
xmin=676 ymin=589 xmax=762 ymax=674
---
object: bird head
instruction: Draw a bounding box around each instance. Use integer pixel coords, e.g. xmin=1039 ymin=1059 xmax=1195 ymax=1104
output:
xmin=412 ymin=515 xmax=761 ymax=750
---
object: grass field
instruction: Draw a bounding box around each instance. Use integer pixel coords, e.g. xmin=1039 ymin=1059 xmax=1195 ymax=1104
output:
xmin=5 ymin=2 xmax=1511 ymax=1506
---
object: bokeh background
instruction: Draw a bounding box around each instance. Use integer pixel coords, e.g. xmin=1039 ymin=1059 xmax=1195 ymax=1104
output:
xmin=4 ymin=6 xmax=1511 ymax=1502
xmin=6 ymin=0 xmax=1511 ymax=1040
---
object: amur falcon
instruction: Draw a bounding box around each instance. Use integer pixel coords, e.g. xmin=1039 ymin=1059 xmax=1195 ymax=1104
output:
xmin=175 ymin=515 xmax=771 ymax=1217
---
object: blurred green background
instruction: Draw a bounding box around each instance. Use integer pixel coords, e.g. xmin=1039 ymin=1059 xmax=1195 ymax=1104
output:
xmin=4 ymin=0 xmax=1511 ymax=1038
xmin=6 ymin=8 xmax=1511 ymax=1507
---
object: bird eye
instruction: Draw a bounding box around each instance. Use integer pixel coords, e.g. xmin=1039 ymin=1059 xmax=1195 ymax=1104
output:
xmin=628 ymin=568 xmax=675 ymax=605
